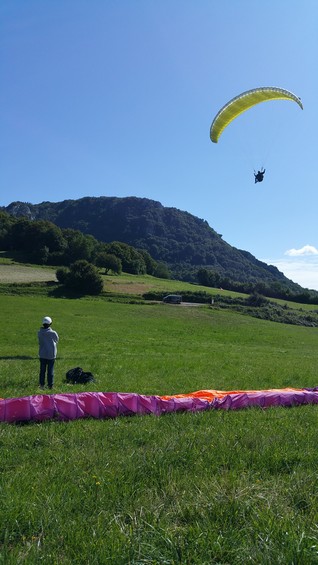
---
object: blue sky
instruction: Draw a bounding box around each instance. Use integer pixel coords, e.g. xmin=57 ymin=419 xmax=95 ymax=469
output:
xmin=1 ymin=1 xmax=318 ymax=288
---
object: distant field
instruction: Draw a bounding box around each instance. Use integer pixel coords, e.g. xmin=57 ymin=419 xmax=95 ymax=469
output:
xmin=0 ymin=263 xmax=57 ymax=283
xmin=0 ymin=261 xmax=317 ymax=316
xmin=103 ymin=272 xmax=246 ymax=298
xmin=0 ymin=261 xmax=242 ymax=297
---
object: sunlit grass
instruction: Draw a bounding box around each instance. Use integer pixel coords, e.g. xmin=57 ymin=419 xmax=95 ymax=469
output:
xmin=1 ymin=292 xmax=318 ymax=563
xmin=103 ymin=271 xmax=248 ymax=298
xmin=0 ymin=263 xmax=57 ymax=283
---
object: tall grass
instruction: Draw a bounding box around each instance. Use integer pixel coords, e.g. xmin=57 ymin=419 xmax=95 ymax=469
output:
xmin=1 ymin=294 xmax=318 ymax=563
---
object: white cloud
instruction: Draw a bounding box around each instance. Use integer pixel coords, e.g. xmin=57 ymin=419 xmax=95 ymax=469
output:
xmin=285 ymin=245 xmax=318 ymax=257
xmin=263 ymin=247 xmax=318 ymax=290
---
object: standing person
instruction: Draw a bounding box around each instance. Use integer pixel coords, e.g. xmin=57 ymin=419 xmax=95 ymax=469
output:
xmin=38 ymin=316 xmax=59 ymax=390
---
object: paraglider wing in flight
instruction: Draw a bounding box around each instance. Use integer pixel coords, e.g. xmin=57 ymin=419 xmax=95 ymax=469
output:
xmin=210 ymin=86 xmax=303 ymax=143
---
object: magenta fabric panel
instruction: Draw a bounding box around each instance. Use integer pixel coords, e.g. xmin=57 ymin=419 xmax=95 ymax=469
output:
xmin=1 ymin=397 xmax=32 ymax=423
xmin=75 ymin=392 xmax=101 ymax=418
xmin=52 ymin=394 xmax=81 ymax=420
xmin=30 ymin=394 xmax=55 ymax=420
xmin=97 ymin=393 xmax=121 ymax=418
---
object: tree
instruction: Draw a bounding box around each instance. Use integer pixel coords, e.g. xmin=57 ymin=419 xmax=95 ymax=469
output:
xmin=138 ymin=249 xmax=157 ymax=275
xmin=95 ymin=252 xmax=122 ymax=274
xmin=154 ymin=262 xmax=170 ymax=279
xmin=6 ymin=218 xmax=30 ymax=251
xmin=62 ymin=229 xmax=97 ymax=264
xmin=5 ymin=218 xmax=66 ymax=263
xmin=59 ymin=260 xmax=103 ymax=295
xmin=28 ymin=221 xmax=66 ymax=254
xmin=197 ymin=268 xmax=221 ymax=288
xmin=32 ymin=245 xmax=50 ymax=264
xmin=106 ymin=242 xmax=147 ymax=274
xmin=0 ymin=211 xmax=16 ymax=248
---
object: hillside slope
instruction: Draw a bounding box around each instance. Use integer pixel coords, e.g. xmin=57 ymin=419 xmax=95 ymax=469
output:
xmin=4 ymin=196 xmax=300 ymax=289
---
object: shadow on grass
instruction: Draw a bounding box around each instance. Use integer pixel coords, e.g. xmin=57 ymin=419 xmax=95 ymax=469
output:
xmin=0 ymin=355 xmax=35 ymax=360
xmin=48 ymin=285 xmax=98 ymax=299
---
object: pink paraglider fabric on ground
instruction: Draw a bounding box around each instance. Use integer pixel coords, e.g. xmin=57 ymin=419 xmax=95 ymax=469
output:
xmin=0 ymin=387 xmax=318 ymax=423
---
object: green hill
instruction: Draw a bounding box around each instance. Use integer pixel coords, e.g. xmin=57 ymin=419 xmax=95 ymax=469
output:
xmin=3 ymin=196 xmax=302 ymax=291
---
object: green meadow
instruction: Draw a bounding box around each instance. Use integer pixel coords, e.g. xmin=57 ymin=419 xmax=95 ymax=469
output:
xmin=1 ymin=273 xmax=318 ymax=563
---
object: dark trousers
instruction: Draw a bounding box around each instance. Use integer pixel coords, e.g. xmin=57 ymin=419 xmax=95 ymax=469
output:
xmin=39 ymin=358 xmax=55 ymax=388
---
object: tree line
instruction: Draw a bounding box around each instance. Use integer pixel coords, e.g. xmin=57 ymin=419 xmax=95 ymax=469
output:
xmin=1 ymin=210 xmax=318 ymax=303
xmin=197 ymin=268 xmax=318 ymax=306
xmin=0 ymin=211 xmax=170 ymax=293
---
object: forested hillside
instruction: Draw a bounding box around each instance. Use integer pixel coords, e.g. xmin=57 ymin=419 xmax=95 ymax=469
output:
xmin=1 ymin=196 xmax=305 ymax=294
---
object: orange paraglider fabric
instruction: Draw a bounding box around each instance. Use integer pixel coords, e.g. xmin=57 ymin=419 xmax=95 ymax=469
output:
xmin=160 ymin=388 xmax=306 ymax=402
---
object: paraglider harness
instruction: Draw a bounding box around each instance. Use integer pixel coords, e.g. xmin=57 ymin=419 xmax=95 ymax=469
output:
xmin=66 ymin=367 xmax=95 ymax=384
xmin=254 ymin=168 xmax=266 ymax=183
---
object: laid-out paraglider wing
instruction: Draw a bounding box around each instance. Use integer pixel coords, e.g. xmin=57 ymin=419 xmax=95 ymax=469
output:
xmin=1 ymin=387 xmax=318 ymax=423
xmin=210 ymin=87 xmax=303 ymax=143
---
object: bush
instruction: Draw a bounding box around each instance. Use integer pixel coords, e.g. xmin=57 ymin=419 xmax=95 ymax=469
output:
xmin=60 ymin=260 xmax=104 ymax=295
xmin=56 ymin=267 xmax=69 ymax=284
xmin=143 ymin=290 xmax=211 ymax=303
xmin=245 ymin=292 xmax=269 ymax=307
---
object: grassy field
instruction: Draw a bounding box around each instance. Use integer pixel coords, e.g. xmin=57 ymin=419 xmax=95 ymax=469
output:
xmin=0 ymin=263 xmax=57 ymax=283
xmin=1 ymin=257 xmax=317 ymax=310
xmin=1 ymin=271 xmax=318 ymax=563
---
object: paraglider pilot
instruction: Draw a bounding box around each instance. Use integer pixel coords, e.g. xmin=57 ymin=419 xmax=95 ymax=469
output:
xmin=254 ymin=168 xmax=265 ymax=183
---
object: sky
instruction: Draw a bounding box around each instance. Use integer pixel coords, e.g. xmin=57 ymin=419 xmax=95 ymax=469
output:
xmin=1 ymin=1 xmax=318 ymax=288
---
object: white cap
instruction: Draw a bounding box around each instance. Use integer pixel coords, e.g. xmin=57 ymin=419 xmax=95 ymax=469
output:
xmin=42 ymin=316 xmax=52 ymax=325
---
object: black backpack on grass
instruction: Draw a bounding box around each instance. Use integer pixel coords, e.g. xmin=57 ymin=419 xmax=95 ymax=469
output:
xmin=66 ymin=367 xmax=95 ymax=384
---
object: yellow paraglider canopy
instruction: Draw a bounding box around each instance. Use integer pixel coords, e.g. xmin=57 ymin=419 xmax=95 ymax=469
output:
xmin=210 ymin=87 xmax=303 ymax=143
